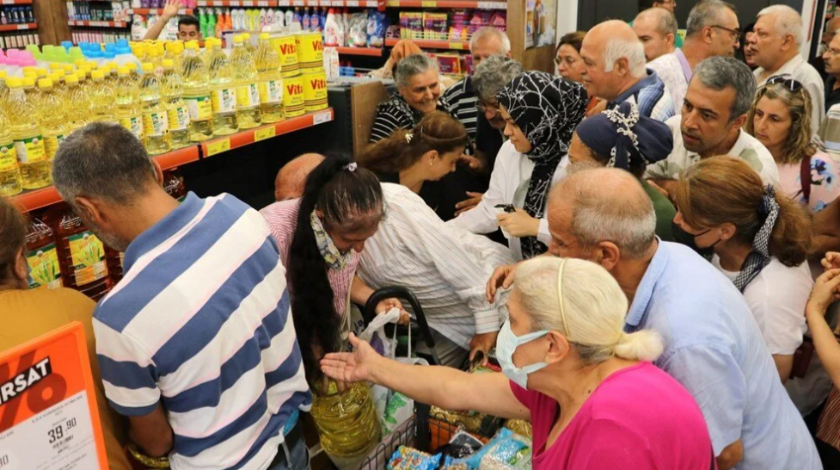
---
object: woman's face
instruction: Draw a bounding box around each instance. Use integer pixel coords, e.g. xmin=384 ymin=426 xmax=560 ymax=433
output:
xmin=500 ymin=106 xmax=533 ymax=154
xmin=672 ymin=210 xmax=725 ymax=251
xmin=325 ymin=218 xmax=381 ymax=254
xmin=568 ymin=133 xmax=602 ymax=166
xmin=751 ymin=96 xmax=792 ymax=152
xmin=399 ymin=68 xmax=441 ymax=115
xmin=556 ymin=44 xmax=586 ymax=83
xmin=426 ymin=147 xmax=464 ymax=181
xmin=505 ymin=289 xmax=549 ymax=369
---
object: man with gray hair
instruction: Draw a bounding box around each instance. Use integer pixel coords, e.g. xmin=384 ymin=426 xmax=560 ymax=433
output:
xmin=580 ymin=20 xmax=675 ymax=121
xmin=486 ymin=167 xmax=821 ymax=470
xmin=646 ymin=56 xmax=778 ymax=196
xmin=749 ymin=5 xmax=824 ymax=135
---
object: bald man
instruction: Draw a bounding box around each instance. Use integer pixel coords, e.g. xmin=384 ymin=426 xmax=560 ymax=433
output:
xmin=486 ymin=167 xmax=821 ymax=470
xmin=581 ymin=20 xmax=675 ymax=121
xmin=274 ymin=153 xmax=326 ymax=201
xmin=634 ymin=8 xmax=677 ymax=62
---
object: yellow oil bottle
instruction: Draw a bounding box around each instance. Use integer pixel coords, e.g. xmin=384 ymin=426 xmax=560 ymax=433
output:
xmin=36 ymin=78 xmax=69 ymax=161
xmin=231 ymin=35 xmax=261 ymax=130
xmin=0 ymin=109 xmax=22 ymax=196
xmin=161 ymin=59 xmax=191 ymax=150
xmin=140 ymin=63 xmax=171 ymax=155
xmin=89 ymin=70 xmax=117 ymax=124
xmin=255 ymin=33 xmax=284 ymax=124
xmin=115 ymin=66 xmax=144 ymax=141
xmin=180 ymin=41 xmax=213 ymax=142
xmin=6 ymin=77 xmax=49 ymax=190
xmin=64 ymin=73 xmax=90 ymax=132
xmin=207 ymin=38 xmax=238 ymax=136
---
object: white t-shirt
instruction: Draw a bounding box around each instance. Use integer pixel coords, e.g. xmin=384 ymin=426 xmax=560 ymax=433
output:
xmin=712 ymin=256 xmax=811 ymax=355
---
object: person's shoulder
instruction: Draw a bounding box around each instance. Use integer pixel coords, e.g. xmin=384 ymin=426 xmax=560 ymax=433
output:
xmin=260 ymin=198 xmax=301 ymax=218
xmin=381 ymin=182 xmax=422 ymax=205
xmin=34 ymin=287 xmax=96 ymax=317
xmin=442 ymin=77 xmax=468 ymax=99
xmin=497 ymin=139 xmax=522 ymax=161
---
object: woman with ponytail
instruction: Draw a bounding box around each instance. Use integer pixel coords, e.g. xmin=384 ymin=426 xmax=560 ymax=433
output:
xmin=320 ymin=257 xmax=714 ymax=470
xmin=673 ymin=155 xmax=813 ymax=383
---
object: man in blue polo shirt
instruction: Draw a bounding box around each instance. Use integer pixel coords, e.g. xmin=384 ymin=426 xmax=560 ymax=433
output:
xmin=51 ymin=123 xmax=311 ymax=470
xmin=487 ymin=168 xmax=820 ymax=470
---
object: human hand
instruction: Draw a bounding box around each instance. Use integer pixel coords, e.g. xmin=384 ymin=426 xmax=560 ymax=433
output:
xmin=455 ymin=191 xmax=483 ymax=216
xmin=469 ymin=331 xmax=498 ymax=366
xmin=497 ymin=209 xmax=539 ymax=238
xmin=585 ymin=99 xmax=606 ymax=117
xmin=822 ymin=252 xmax=840 ymax=271
xmin=486 ymin=263 xmax=519 ymax=302
xmin=320 ymin=333 xmax=380 ymax=383
xmin=376 ymin=298 xmax=410 ymax=325
xmin=460 ymin=154 xmax=485 ymax=172
xmin=808 ymin=269 xmax=840 ymax=315
xmin=162 ymin=0 xmax=181 ymax=19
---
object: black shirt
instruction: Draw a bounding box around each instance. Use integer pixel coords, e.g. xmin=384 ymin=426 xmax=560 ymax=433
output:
xmin=826 ymin=76 xmax=840 ymax=113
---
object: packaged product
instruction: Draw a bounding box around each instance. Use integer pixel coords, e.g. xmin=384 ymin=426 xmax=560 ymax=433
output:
xmin=367 ymin=11 xmax=388 ymax=47
xmin=386 ymin=446 xmax=440 ymax=470
xmin=348 ymin=12 xmax=368 ymax=47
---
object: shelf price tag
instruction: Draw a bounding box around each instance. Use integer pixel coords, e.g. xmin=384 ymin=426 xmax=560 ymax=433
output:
xmin=346 ymin=0 xmax=359 ymax=6
xmin=421 ymin=0 xmax=436 ymax=7
xmin=255 ymin=126 xmax=276 ymax=142
xmin=477 ymin=1 xmax=504 ymax=9
xmin=258 ymin=1 xmax=269 ymax=6
xmin=313 ymin=111 xmax=332 ymax=125
xmin=206 ymin=138 xmax=231 ymax=157
xmin=2 ymin=1 xmax=15 ymax=5
xmin=17 ymin=23 xmax=29 ymax=29
xmin=293 ymin=0 xmax=304 ymax=6
xmin=449 ymin=42 xmax=465 ymax=50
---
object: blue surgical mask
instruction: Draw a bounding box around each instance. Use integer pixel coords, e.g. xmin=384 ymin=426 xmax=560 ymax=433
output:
xmin=495 ymin=320 xmax=549 ymax=389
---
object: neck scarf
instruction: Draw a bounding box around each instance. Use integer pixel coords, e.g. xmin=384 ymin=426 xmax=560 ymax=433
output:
xmin=497 ymin=71 xmax=588 ymax=258
xmin=733 ymin=186 xmax=780 ymax=292
xmin=310 ymin=210 xmax=355 ymax=271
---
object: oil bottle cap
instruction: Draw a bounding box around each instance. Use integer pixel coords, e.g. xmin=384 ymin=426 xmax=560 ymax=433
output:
xmin=234 ymin=35 xmax=244 ymax=44
xmin=92 ymin=70 xmax=105 ymax=81
xmin=260 ymin=33 xmax=270 ymax=40
xmin=35 ymin=68 xmax=47 ymax=78
xmin=185 ymin=40 xmax=199 ymax=51
xmin=22 ymin=76 xmax=35 ymax=87
xmin=37 ymin=78 xmax=52 ymax=89
xmin=6 ymin=77 xmax=22 ymax=88
xmin=141 ymin=63 xmax=154 ymax=73
xmin=65 ymin=74 xmax=79 ymax=85
xmin=118 ymin=66 xmax=130 ymax=76
xmin=162 ymin=59 xmax=174 ymax=69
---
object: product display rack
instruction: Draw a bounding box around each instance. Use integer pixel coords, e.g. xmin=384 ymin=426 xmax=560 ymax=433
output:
xmin=335 ymin=46 xmax=382 ymax=56
xmin=0 ymin=22 xmax=36 ymax=31
xmin=1 ymin=0 xmax=33 ymax=5
xmin=67 ymin=20 xmax=128 ymax=27
xmin=196 ymin=0 xmax=379 ymax=7
xmin=384 ymin=37 xmax=468 ymax=50
xmin=386 ymin=0 xmax=506 ymax=9
xmin=126 ymin=8 xmax=194 ymax=15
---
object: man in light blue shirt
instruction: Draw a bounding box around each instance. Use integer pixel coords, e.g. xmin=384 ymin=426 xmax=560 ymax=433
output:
xmin=487 ymin=167 xmax=821 ymax=470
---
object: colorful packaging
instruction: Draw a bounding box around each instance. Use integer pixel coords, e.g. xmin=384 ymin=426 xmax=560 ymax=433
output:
xmin=295 ymin=31 xmax=324 ymax=71
xmin=302 ymin=69 xmax=327 ymax=112
xmin=273 ymin=34 xmax=300 ymax=78
xmin=282 ymin=74 xmax=305 ymax=117
xmin=368 ymin=11 xmax=387 ymax=47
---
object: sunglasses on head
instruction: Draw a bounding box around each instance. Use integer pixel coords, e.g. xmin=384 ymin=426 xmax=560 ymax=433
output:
xmin=766 ymin=75 xmax=803 ymax=92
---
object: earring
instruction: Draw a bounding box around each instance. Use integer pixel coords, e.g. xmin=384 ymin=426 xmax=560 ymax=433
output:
xmin=429 ymin=160 xmax=434 ymax=166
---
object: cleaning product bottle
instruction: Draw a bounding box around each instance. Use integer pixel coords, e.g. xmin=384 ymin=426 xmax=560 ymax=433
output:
xmin=255 ymin=32 xmax=284 ymax=123
xmin=25 ymin=216 xmax=63 ymax=290
xmin=207 ymin=38 xmax=238 ymax=135
xmin=286 ymin=9 xmax=294 ymax=28
xmin=231 ymin=35 xmax=261 ymax=129
xmin=161 ymin=59 xmax=191 ymax=149
xmin=115 ymin=66 xmax=144 ymax=140
xmin=6 ymin=77 xmax=48 ymax=190
xmin=181 ymin=40 xmax=213 ymax=141
xmin=0 ymin=109 xmax=22 ymax=196
xmin=214 ymin=9 xmax=223 ymax=38
xmin=302 ymin=7 xmax=310 ymax=30
xmin=324 ymin=8 xmax=339 ymax=47
xmin=36 ymin=78 xmax=68 ymax=161
xmin=139 ymin=63 xmax=171 ymax=155
xmin=89 ymin=69 xmax=117 ymax=124
xmin=207 ymin=9 xmax=216 ymax=38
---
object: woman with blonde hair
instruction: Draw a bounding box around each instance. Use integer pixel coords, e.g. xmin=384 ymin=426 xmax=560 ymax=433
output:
xmin=746 ymin=77 xmax=840 ymax=212
xmin=320 ymin=257 xmax=714 ymax=469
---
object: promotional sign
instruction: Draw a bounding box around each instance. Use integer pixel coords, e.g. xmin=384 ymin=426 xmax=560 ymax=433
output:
xmin=0 ymin=322 xmax=108 ymax=470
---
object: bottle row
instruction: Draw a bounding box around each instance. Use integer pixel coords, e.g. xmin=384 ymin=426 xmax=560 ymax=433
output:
xmin=1 ymin=33 xmax=39 ymax=50
xmin=71 ymin=29 xmax=132 ymax=45
xmin=0 ymin=6 xmax=35 ymax=25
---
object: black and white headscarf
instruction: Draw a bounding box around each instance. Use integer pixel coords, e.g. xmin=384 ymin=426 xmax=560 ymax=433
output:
xmin=733 ymin=185 xmax=780 ymax=292
xmin=497 ymin=72 xmax=588 ymax=258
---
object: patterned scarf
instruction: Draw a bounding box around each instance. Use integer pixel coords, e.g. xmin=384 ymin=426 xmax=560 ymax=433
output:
xmin=733 ymin=186 xmax=780 ymax=292
xmin=496 ymin=72 xmax=588 ymax=258
xmin=309 ymin=210 xmax=355 ymax=271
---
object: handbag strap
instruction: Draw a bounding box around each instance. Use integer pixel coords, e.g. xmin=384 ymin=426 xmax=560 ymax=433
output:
xmin=801 ymin=155 xmax=812 ymax=205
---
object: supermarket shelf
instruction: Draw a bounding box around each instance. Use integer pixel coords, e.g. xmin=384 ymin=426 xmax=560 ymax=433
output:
xmin=335 ymin=46 xmax=383 ymax=57
xmin=386 ymin=0 xmax=506 ymax=8
xmin=197 ymin=0 xmax=378 ymax=6
xmin=385 ymin=37 xmax=468 ymax=50
xmin=0 ymin=22 xmax=36 ymax=32
xmin=1 ymin=0 xmax=33 ymax=4
xmin=13 ymin=146 xmax=200 ymax=213
xmin=67 ymin=20 xmax=129 ymax=28
xmin=127 ymin=8 xmax=193 ymax=15
xmin=201 ymin=108 xmax=334 ymax=158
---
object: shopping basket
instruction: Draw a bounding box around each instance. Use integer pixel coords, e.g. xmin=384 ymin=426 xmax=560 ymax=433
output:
xmin=362 ymin=286 xmax=441 ymax=366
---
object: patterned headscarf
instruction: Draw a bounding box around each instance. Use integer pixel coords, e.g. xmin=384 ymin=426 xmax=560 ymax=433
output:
xmin=497 ymin=71 xmax=588 ymax=258
xmin=733 ymin=185 xmax=780 ymax=292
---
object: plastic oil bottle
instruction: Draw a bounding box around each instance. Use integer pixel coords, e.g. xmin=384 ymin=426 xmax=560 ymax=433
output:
xmin=25 ymin=216 xmax=63 ymax=290
xmin=6 ymin=77 xmax=48 ymax=190
xmin=180 ymin=41 xmax=213 ymax=141
xmin=45 ymin=203 xmax=111 ymax=300
xmin=89 ymin=69 xmax=117 ymax=124
xmin=140 ymin=62 xmax=171 ymax=155
xmin=0 ymin=109 xmax=22 ymax=196
xmin=164 ymin=40 xmax=185 ymax=74
xmin=36 ymin=78 xmax=68 ymax=161
xmin=64 ymin=73 xmax=90 ymax=133
xmin=231 ymin=35 xmax=261 ymax=129
xmin=161 ymin=59 xmax=191 ymax=149
xmin=116 ymin=66 xmax=144 ymax=141
xmin=255 ymin=33 xmax=284 ymax=123
xmin=207 ymin=38 xmax=238 ymax=135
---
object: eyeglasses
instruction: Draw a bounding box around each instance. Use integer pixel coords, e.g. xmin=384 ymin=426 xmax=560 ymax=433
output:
xmin=711 ymin=25 xmax=741 ymax=40
xmin=766 ymin=75 xmax=804 ymax=92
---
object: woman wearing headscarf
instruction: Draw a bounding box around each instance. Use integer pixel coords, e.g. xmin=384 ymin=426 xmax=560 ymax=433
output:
xmin=568 ymin=102 xmax=676 ymax=241
xmin=448 ymin=71 xmax=588 ymax=260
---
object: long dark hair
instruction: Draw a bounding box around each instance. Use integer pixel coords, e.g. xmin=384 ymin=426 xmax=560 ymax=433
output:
xmin=287 ymin=155 xmax=385 ymax=385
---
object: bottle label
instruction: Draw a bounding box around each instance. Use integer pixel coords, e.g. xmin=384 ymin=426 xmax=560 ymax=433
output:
xmin=185 ymin=95 xmax=212 ymax=121
xmin=44 ymin=134 xmax=66 ymax=159
xmin=258 ymin=79 xmax=283 ymax=104
xmin=168 ymin=105 xmax=190 ymax=131
xmin=26 ymin=243 xmax=62 ymax=290
xmin=120 ymin=116 xmax=144 ymax=139
xmin=14 ymin=135 xmax=46 ymax=164
xmin=143 ymin=111 xmax=169 ymax=137
xmin=212 ymin=87 xmax=237 ymax=113
xmin=69 ymin=231 xmax=108 ymax=287
xmin=236 ymin=83 xmax=261 ymax=108
xmin=0 ymin=142 xmax=17 ymax=171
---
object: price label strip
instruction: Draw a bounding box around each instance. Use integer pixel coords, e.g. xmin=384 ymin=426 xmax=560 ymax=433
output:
xmin=205 ymin=138 xmax=232 ymax=157
xmin=0 ymin=323 xmax=108 ymax=470
xmin=254 ymin=126 xmax=276 ymax=142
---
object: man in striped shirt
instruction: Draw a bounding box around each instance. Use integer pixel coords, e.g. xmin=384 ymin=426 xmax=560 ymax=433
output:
xmin=51 ymin=123 xmax=312 ymax=470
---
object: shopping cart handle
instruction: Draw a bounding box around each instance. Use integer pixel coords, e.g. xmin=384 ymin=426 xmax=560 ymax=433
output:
xmin=363 ymin=286 xmax=438 ymax=355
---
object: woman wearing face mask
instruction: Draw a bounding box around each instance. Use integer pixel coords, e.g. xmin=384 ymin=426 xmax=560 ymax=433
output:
xmin=568 ymin=102 xmax=676 ymax=241
xmin=449 ymin=71 xmax=588 ymax=260
xmin=359 ymin=111 xmax=469 ymax=218
xmin=555 ymin=31 xmax=602 ymax=114
xmin=745 ymin=78 xmax=840 ymax=212
xmin=673 ymin=156 xmax=813 ymax=382
xmin=321 ymin=257 xmax=715 ymax=469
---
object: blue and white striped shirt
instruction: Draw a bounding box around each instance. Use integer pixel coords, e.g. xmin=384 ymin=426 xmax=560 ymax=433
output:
xmin=94 ymin=192 xmax=311 ymax=470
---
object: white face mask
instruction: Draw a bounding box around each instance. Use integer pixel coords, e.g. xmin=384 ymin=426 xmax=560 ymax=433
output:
xmin=495 ymin=319 xmax=549 ymax=389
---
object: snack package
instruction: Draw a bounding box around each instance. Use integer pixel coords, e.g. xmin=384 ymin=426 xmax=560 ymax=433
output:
xmin=348 ymin=12 xmax=368 ymax=47
xmin=462 ymin=428 xmax=531 ymax=470
xmin=387 ymin=446 xmax=441 ymax=470
xmin=368 ymin=11 xmax=388 ymax=47
xmin=435 ymin=53 xmax=462 ymax=75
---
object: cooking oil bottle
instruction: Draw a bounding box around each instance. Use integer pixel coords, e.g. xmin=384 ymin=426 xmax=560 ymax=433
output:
xmin=36 ymin=78 xmax=68 ymax=161
xmin=90 ymin=70 xmax=117 ymax=124
xmin=64 ymin=73 xmax=90 ymax=133
xmin=116 ymin=66 xmax=144 ymax=141
xmin=161 ymin=59 xmax=191 ymax=149
xmin=165 ymin=41 xmax=185 ymax=75
xmin=207 ymin=38 xmax=239 ymax=135
xmin=231 ymin=35 xmax=261 ymax=129
xmin=45 ymin=203 xmax=111 ymax=300
xmin=255 ymin=33 xmax=284 ymax=123
xmin=6 ymin=77 xmax=48 ymax=190
xmin=181 ymin=41 xmax=213 ymax=142
xmin=140 ymin=63 xmax=171 ymax=155
xmin=0 ymin=109 xmax=22 ymax=196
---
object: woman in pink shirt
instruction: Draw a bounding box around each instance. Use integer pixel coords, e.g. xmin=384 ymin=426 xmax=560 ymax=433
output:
xmin=321 ymin=257 xmax=715 ymax=469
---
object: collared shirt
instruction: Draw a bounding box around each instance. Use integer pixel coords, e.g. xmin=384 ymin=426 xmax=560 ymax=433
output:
xmin=369 ymin=93 xmax=452 ymax=143
xmin=95 ymin=193 xmax=311 ymax=470
xmin=447 ymin=140 xmax=564 ymax=260
xmin=755 ymin=55 xmax=825 ymax=136
xmin=647 ymin=49 xmax=691 ymax=111
xmin=645 ymin=115 xmax=780 ymax=185
xmin=625 ymin=241 xmax=821 ymax=470
xmin=608 ymin=69 xmax=675 ymax=122
xmin=443 ymin=76 xmax=479 ymax=142
xmin=358 ymin=184 xmax=514 ymax=349
xmin=826 ymin=76 xmax=840 ymax=113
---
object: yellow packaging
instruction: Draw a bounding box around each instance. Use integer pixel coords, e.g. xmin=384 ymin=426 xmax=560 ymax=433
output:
xmin=14 ymin=135 xmax=46 ymax=164
xmin=119 ymin=116 xmax=144 ymax=139
xmin=143 ymin=110 xmax=170 ymax=137
xmin=44 ymin=134 xmax=66 ymax=160
xmin=273 ymin=35 xmax=300 ymax=78
xmin=27 ymin=243 xmax=62 ymax=290
xmin=0 ymin=142 xmax=17 ymax=171
xmin=69 ymin=231 xmax=107 ymax=287
xmin=295 ymin=32 xmax=324 ymax=71
xmin=185 ymin=95 xmax=212 ymax=122
xmin=302 ymin=70 xmax=328 ymax=112
xmin=283 ymin=75 xmax=306 ymax=117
